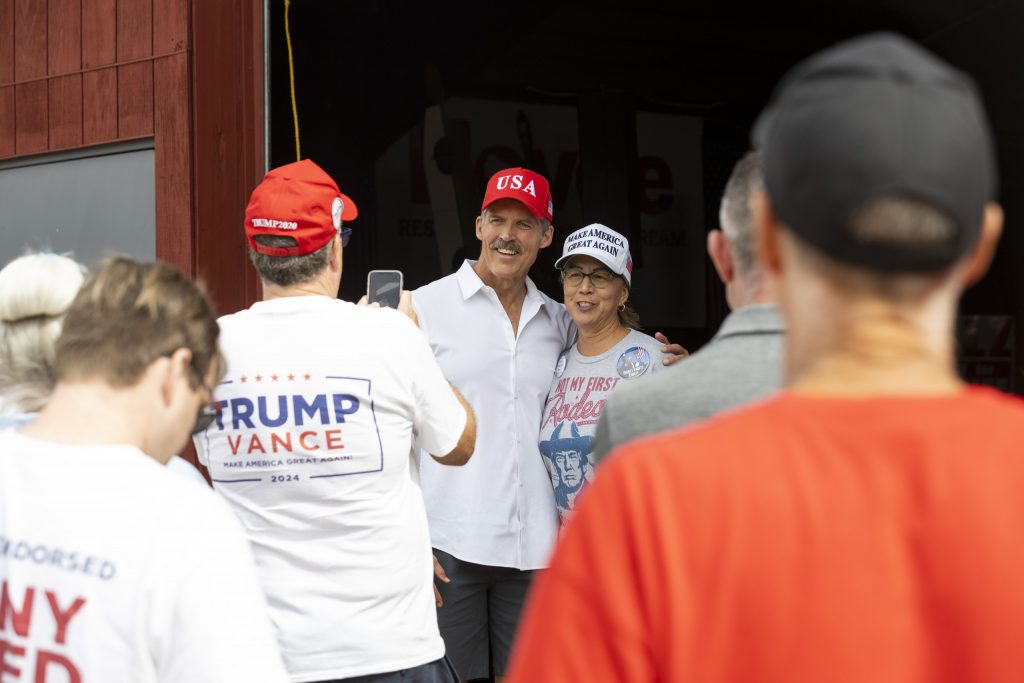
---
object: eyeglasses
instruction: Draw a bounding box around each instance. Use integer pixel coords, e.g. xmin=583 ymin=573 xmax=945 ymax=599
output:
xmin=163 ymin=352 xmax=222 ymax=435
xmin=560 ymin=268 xmax=620 ymax=289
xmin=191 ymin=379 xmax=222 ymax=435
xmin=340 ymin=227 xmax=352 ymax=248
xmin=192 ymin=400 xmax=222 ymax=435
xmin=189 ymin=372 xmax=221 ymax=435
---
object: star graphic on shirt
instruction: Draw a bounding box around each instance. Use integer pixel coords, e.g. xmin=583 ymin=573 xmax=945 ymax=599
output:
xmin=287 ymin=374 xmax=295 ymax=381
xmin=240 ymin=375 xmax=247 ymax=383
xmin=254 ymin=374 xmax=262 ymax=382
xmin=304 ymin=373 xmax=312 ymax=381
xmin=271 ymin=374 xmax=279 ymax=382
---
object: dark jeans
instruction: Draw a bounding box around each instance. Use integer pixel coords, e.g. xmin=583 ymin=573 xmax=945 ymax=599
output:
xmin=432 ymin=549 xmax=536 ymax=680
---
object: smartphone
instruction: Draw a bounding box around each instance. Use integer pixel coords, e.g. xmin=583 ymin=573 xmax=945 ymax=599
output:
xmin=367 ymin=270 xmax=403 ymax=308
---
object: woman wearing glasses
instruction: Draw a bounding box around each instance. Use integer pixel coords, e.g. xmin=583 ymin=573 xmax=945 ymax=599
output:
xmin=537 ymin=224 xmax=665 ymax=522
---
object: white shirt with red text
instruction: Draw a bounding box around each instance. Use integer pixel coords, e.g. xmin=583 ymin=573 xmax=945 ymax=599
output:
xmin=0 ymin=431 xmax=287 ymax=683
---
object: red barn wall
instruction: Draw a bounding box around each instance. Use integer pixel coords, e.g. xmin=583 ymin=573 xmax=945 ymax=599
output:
xmin=0 ymin=0 xmax=264 ymax=315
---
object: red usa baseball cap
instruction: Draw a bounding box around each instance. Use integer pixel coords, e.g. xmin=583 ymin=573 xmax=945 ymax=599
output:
xmin=481 ymin=167 xmax=553 ymax=222
xmin=244 ymin=159 xmax=359 ymax=257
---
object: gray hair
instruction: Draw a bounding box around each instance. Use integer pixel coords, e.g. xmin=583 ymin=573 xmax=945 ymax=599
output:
xmin=0 ymin=252 xmax=87 ymax=412
xmin=719 ymin=151 xmax=764 ymax=276
xmin=480 ymin=206 xmax=551 ymax=233
xmin=248 ymin=235 xmax=332 ymax=286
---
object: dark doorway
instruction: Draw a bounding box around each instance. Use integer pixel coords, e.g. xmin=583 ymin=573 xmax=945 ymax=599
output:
xmin=268 ymin=0 xmax=1024 ymax=393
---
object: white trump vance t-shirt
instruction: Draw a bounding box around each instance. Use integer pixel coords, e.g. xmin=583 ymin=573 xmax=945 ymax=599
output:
xmin=196 ymin=296 xmax=466 ymax=682
xmin=0 ymin=430 xmax=287 ymax=683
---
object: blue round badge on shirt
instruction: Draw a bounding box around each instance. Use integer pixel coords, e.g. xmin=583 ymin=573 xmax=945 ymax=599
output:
xmin=616 ymin=346 xmax=651 ymax=379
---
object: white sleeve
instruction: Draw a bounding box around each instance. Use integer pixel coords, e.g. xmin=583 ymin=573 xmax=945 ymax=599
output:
xmin=411 ymin=290 xmax=430 ymax=340
xmin=166 ymin=455 xmax=209 ymax=485
xmin=407 ymin=327 xmax=467 ymax=457
xmin=154 ymin=498 xmax=288 ymax=683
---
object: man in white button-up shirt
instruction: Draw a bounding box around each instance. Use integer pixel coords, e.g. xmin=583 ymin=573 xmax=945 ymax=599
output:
xmin=413 ymin=167 xmax=565 ymax=682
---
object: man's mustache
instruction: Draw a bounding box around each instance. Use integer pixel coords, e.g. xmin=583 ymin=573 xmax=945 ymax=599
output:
xmin=490 ymin=238 xmax=522 ymax=254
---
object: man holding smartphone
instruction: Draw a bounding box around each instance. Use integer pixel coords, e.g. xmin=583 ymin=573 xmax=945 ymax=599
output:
xmin=367 ymin=270 xmax=404 ymax=309
xmin=195 ymin=159 xmax=476 ymax=683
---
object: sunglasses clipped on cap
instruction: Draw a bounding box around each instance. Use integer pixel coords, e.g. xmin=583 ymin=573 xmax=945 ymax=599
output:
xmin=192 ymin=397 xmax=222 ymax=435
xmin=340 ymin=226 xmax=352 ymax=248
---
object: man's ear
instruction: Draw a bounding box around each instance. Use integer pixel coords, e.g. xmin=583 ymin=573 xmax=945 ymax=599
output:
xmin=961 ymin=202 xmax=1004 ymax=287
xmin=540 ymin=222 xmax=555 ymax=249
xmin=752 ymin=189 xmax=783 ymax=277
xmin=707 ymin=229 xmax=735 ymax=285
xmin=329 ymin=234 xmax=342 ymax=273
xmin=475 ymin=215 xmax=483 ymax=240
xmin=159 ymin=347 xmax=194 ymax=407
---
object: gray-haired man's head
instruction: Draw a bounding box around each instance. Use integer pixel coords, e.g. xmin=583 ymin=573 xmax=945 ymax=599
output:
xmin=719 ymin=150 xmax=764 ymax=278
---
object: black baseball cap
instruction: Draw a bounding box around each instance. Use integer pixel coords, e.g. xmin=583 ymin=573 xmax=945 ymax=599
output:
xmin=752 ymin=32 xmax=998 ymax=272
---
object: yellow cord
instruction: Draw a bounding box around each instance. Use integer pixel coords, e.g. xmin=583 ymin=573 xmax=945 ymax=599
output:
xmin=284 ymin=0 xmax=301 ymax=161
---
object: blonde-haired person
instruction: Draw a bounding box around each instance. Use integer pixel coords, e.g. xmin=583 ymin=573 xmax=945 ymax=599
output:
xmin=0 ymin=252 xmax=85 ymax=423
xmin=0 ymin=255 xmax=288 ymax=682
xmin=0 ymin=251 xmax=207 ymax=483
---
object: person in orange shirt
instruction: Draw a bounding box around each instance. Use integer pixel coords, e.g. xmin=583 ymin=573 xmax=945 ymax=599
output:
xmin=509 ymin=32 xmax=1024 ymax=683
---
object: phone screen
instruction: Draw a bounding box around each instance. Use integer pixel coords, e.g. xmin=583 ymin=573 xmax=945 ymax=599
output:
xmin=367 ymin=270 xmax=403 ymax=308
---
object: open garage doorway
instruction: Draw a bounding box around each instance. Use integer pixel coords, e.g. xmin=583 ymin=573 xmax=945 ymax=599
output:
xmin=267 ymin=0 xmax=1024 ymax=393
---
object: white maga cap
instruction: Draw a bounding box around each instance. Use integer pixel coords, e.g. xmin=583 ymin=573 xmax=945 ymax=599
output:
xmin=554 ymin=223 xmax=633 ymax=285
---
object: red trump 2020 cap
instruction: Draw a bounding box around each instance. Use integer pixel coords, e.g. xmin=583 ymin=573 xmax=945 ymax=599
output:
xmin=244 ymin=159 xmax=358 ymax=257
xmin=481 ymin=167 xmax=553 ymax=222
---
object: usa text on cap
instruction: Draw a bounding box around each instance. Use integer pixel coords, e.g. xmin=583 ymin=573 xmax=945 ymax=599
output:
xmin=481 ymin=167 xmax=554 ymax=222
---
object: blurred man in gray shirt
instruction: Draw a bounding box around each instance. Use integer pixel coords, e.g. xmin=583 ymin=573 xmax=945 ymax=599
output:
xmin=593 ymin=151 xmax=784 ymax=461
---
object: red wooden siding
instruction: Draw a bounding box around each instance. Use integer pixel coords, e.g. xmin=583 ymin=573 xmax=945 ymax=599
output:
xmin=1 ymin=0 xmax=190 ymax=275
xmin=0 ymin=0 xmax=264 ymax=314
xmin=48 ymin=0 xmax=82 ymax=74
xmin=13 ymin=81 xmax=47 ymax=153
xmin=82 ymin=67 xmax=117 ymax=143
xmin=48 ymin=75 xmax=82 ymax=148
xmin=116 ymin=0 xmax=153 ymax=62
xmin=82 ymin=0 xmax=116 ymax=68
xmin=14 ymin=1 xmax=46 ymax=82
xmin=153 ymin=52 xmax=191 ymax=274
xmin=0 ymin=0 xmax=13 ymax=85
xmin=3 ymin=0 xmax=168 ymax=154
xmin=0 ymin=88 xmax=12 ymax=157
xmin=192 ymin=0 xmax=266 ymax=313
